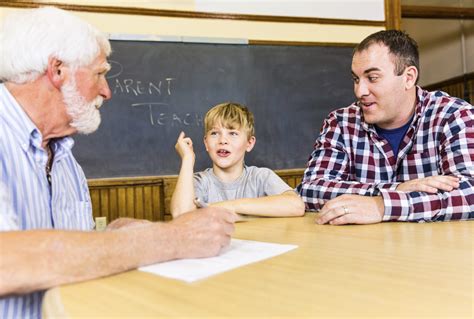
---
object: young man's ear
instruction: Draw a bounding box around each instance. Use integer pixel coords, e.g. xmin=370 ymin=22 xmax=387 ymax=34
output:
xmin=404 ymin=65 xmax=418 ymax=90
xmin=246 ymin=136 xmax=256 ymax=152
xmin=46 ymin=57 xmax=66 ymax=89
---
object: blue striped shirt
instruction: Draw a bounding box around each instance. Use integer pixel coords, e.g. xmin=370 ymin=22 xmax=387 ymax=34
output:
xmin=0 ymin=183 xmax=18 ymax=231
xmin=0 ymin=84 xmax=94 ymax=319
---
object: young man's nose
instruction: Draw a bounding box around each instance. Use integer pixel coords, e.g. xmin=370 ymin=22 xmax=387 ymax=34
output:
xmin=354 ymin=81 xmax=369 ymax=99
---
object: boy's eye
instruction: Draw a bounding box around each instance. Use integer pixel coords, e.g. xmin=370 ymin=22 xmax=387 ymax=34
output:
xmin=229 ymin=131 xmax=239 ymax=136
xmin=209 ymin=131 xmax=218 ymax=136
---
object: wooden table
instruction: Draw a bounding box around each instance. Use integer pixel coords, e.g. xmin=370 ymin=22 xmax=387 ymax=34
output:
xmin=43 ymin=214 xmax=473 ymax=318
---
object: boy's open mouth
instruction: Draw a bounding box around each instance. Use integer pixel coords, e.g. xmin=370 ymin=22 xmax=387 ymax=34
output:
xmin=217 ymin=149 xmax=231 ymax=157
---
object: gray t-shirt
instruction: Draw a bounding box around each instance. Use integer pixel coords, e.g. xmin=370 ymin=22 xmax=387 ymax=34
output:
xmin=194 ymin=166 xmax=292 ymax=204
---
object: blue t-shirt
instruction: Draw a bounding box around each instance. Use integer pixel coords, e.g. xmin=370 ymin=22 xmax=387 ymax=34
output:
xmin=375 ymin=119 xmax=412 ymax=157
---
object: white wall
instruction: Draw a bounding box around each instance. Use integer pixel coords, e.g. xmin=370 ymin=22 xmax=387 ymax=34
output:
xmin=402 ymin=18 xmax=474 ymax=86
xmin=0 ymin=1 xmax=385 ymax=44
xmin=194 ymin=0 xmax=385 ymax=21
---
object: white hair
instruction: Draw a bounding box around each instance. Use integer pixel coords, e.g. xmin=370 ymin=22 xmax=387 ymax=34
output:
xmin=0 ymin=6 xmax=111 ymax=84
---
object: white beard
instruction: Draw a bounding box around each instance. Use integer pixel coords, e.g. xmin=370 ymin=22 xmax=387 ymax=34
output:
xmin=61 ymin=79 xmax=103 ymax=135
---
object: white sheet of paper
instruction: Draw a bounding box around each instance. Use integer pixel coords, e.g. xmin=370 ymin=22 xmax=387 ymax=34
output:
xmin=139 ymin=238 xmax=298 ymax=282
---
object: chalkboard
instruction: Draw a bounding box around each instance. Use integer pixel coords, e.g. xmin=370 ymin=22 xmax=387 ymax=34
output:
xmin=73 ymin=40 xmax=355 ymax=178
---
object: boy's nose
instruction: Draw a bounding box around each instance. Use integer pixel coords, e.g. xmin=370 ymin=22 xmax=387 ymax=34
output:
xmin=218 ymin=136 xmax=228 ymax=144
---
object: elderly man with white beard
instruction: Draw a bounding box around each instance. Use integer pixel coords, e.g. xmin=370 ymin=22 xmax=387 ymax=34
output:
xmin=0 ymin=7 xmax=237 ymax=319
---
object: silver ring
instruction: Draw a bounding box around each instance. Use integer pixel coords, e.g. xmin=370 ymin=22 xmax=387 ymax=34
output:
xmin=343 ymin=206 xmax=349 ymax=215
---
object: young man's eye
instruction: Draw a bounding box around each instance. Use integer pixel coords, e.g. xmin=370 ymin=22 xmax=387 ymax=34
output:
xmin=352 ymin=77 xmax=359 ymax=84
xmin=368 ymin=76 xmax=378 ymax=82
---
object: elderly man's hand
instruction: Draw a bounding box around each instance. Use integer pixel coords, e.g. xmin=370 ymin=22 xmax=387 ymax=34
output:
xmin=106 ymin=217 xmax=152 ymax=230
xmin=316 ymin=195 xmax=384 ymax=225
xmin=169 ymin=207 xmax=238 ymax=259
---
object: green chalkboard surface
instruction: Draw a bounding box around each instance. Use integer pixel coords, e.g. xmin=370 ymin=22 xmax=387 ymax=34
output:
xmin=73 ymin=40 xmax=355 ymax=178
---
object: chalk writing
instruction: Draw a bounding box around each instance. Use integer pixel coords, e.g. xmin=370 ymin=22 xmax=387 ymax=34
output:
xmin=113 ymin=78 xmax=175 ymax=96
xmin=106 ymin=60 xmax=123 ymax=79
xmin=131 ymin=103 xmax=203 ymax=127
xmin=107 ymin=60 xmax=175 ymax=96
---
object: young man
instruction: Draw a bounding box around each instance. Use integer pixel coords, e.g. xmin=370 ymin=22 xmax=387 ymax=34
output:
xmin=297 ymin=30 xmax=473 ymax=225
xmin=171 ymin=102 xmax=305 ymax=218
xmin=0 ymin=7 xmax=236 ymax=318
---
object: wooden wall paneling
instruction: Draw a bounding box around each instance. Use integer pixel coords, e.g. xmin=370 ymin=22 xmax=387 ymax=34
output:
xmin=469 ymin=79 xmax=474 ymax=102
xmin=134 ymin=187 xmax=144 ymax=220
xmin=87 ymin=170 xmax=304 ymax=223
xmin=152 ymin=185 xmax=164 ymax=221
xmin=99 ymin=188 xmax=110 ymax=221
xmin=117 ymin=187 xmax=127 ymax=219
xmin=424 ymin=72 xmax=473 ymax=103
xmin=90 ymin=189 xmax=101 ymax=219
xmin=125 ymin=187 xmax=135 ymax=218
xmin=163 ymin=177 xmax=178 ymax=221
xmin=88 ymin=177 xmax=165 ymax=223
xmin=143 ymin=186 xmax=153 ymax=221
xmin=108 ymin=188 xmax=118 ymax=221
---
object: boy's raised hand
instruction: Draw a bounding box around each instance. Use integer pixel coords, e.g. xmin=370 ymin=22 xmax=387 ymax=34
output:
xmin=175 ymin=131 xmax=195 ymax=160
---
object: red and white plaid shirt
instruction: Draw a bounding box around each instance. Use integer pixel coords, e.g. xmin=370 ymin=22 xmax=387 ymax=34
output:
xmin=297 ymin=87 xmax=474 ymax=222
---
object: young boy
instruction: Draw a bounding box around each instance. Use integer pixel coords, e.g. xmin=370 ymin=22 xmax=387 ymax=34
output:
xmin=171 ymin=102 xmax=305 ymax=218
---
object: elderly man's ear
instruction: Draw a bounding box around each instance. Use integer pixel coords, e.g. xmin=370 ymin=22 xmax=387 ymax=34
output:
xmin=46 ymin=57 xmax=66 ymax=89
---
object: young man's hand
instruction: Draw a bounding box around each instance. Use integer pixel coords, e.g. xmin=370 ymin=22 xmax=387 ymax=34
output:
xmin=175 ymin=131 xmax=195 ymax=160
xmin=396 ymin=175 xmax=459 ymax=193
xmin=316 ymin=195 xmax=384 ymax=225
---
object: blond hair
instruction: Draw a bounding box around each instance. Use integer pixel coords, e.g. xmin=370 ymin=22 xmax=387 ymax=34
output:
xmin=204 ymin=102 xmax=255 ymax=139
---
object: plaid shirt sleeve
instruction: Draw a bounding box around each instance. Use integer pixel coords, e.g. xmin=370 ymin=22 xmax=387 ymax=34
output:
xmin=380 ymin=106 xmax=474 ymax=222
xmin=297 ymin=109 xmax=399 ymax=211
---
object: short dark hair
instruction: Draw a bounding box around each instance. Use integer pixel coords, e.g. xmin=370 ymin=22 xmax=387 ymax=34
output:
xmin=354 ymin=30 xmax=420 ymax=84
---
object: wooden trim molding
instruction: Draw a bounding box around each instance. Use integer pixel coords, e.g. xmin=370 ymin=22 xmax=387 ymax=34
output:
xmin=0 ymin=1 xmax=385 ymax=27
xmin=402 ymin=5 xmax=474 ymax=20
xmin=385 ymin=0 xmax=401 ymax=30
xmin=248 ymin=40 xmax=357 ymax=47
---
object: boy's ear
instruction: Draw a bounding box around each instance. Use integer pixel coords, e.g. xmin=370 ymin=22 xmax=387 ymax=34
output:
xmin=203 ymin=136 xmax=209 ymax=151
xmin=46 ymin=57 xmax=66 ymax=90
xmin=246 ymin=136 xmax=256 ymax=152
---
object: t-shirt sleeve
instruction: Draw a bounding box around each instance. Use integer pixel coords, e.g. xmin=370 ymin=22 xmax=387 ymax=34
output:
xmin=0 ymin=183 xmax=19 ymax=231
xmin=258 ymin=168 xmax=293 ymax=196
xmin=193 ymin=172 xmax=208 ymax=203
